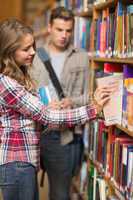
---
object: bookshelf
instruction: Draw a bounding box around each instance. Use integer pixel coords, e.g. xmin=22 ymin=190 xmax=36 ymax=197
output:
xmin=88 ymin=0 xmax=133 ymax=200
xmin=91 ymin=57 xmax=133 ymax=65
xmin=23 ymin=0 xmax=55 ymax=25
xmin=116 ymin=124 xmax=133 ymax=137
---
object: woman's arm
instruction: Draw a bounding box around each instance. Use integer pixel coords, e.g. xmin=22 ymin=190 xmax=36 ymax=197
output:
xmin=0 ymin=75 xmax=109 ymax=128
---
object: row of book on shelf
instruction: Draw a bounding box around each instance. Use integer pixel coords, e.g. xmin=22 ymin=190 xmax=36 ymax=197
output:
xmin=87 ymin=162 xmax=126 ymax=200
xmin=57 ymin=0 xmax=110 ymax=11
xmin=32 ymin=0 xmax=133 ymax=58
xmin=80 ymin=62 xmax=133 ymax=200
xmin=95 ymin=62 xmax=133 ymax=130
xmin=73 ymin=1 xmax=133 ymax=59
xmin=33 ymin=1 xmax=133 ymax=59
xmin=92 ymin=1 xmax=133 ymax=58
xmin=68 ymin=0 xmax=133 ymax=199
xmin=85 ymin=118 xmax=133 ymax=200
xmin=74 ymin=16 xmax=92 ymax=50
xmin=56 ymin=0 xmax=97 ymax=12
xmin=56 ymin=1 xmax=133 ymax=199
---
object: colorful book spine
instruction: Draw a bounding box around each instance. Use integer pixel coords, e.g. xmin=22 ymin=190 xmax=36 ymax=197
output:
xmin=122 ymin=65 xmax=133 ymax=131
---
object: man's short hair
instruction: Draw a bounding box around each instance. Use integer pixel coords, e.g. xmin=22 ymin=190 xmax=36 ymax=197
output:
xmin=50 ymin=7 xmax=74 ymax=24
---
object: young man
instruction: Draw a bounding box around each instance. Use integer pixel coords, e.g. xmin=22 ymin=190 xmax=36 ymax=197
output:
xmin=31 ymin=7 xmax=90 ymax=200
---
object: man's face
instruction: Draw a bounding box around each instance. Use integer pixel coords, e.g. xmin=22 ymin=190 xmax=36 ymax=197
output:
xmin=48 ymin=18 xmax=73 ymax=51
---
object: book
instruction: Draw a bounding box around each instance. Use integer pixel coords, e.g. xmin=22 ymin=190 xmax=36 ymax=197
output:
xmin=88 ymin=163 xmax=94 ymax=200
xmin=104 ymin=63 xmax=123 ymax=74
xmin=112 ymin=137 xmax=133 ymax=188
xmin=122 ymin=65 xmax=133 ymax=130
xmin=96 ymin=74 xmax=123 ymax=126
xmin=107 ymin=195 xmax=119 ymax=200
xmin=39 ymin=86 xmax=51 ymax=105
xmin=121 ymin=143 xmax=133 ymax=190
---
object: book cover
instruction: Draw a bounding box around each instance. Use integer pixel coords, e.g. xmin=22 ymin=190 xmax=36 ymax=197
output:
xmin=127 ymin=151 xmax=133 ymax=189
xmin=113 ymin=137 xmax=133 ymax=186
xmin=104 ymin=63 xmax=123 ymax=74
xmin=97 ymin=119 xmax=106 ymax=164
xmin=106 ymin=127 xmax=116 ymax=176
xmin=96 ymin=74 xmax=123 ymax=126
xmin=121 ymin=144 xmax=133 ymax=190
xmin=39 ymin=86 xmax=51 ymax=105
xmin=88 ymin=163 xmax=94 ymax=200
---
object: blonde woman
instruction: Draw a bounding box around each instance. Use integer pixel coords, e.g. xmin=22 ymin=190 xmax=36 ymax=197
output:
xmin=0 ymin=18 xmax=111 ymax=200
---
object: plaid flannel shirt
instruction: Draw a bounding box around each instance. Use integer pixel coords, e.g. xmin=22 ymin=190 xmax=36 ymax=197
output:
xmin=0 ymin=74 xmax=96 ymax=169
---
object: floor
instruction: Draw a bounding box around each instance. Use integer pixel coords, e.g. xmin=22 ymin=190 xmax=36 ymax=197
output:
xmin=38 ymin=170 xmax=49 ymax=200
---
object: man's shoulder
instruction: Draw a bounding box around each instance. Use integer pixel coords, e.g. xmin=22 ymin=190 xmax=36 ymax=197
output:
xmin=64 ymin=46 xmax=89 ymax=73
xmin=75 ymin=47 xmax=87 ymax=53
xmin=69 ymin=46 xmax=88 ymax=58
xmin=68 ymin=46 xmax=89 ymax=65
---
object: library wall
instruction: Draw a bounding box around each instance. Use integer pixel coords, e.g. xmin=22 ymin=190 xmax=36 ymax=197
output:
xmin=0 ymin=0 xmax=55 ymax=23
xmin=0 ymin=0 xmax=23 ymax=21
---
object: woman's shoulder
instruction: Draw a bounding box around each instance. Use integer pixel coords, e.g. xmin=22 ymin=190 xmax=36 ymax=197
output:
xmin=0 ymin=74 xmax=22 ymax=90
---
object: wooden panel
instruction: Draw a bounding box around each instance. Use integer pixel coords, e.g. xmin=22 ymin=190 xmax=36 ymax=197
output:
xmin=0 ymin=190 xmax=3 ymax=200
xmin=0 ymin=0 xmax=23 ymax=21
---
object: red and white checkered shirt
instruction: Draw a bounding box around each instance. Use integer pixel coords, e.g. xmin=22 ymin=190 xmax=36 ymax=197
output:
xmin=0 ymin=74 xmax=96 ymax=169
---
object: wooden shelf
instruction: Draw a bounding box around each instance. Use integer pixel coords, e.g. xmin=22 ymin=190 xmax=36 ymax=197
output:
xmin=91 ymin=57 xmax=133 ymax=65
xmin=75 ymin=8 xmax=93 ymax=17
xmin=116 ymin=124 xmax=133 ymax=137
xmin=121 ymin=0 xmax=133 ymax=5
xmin=94 ymin=0 xmax=117 ymax=10
xmin=0 ymin=0 xmax=23 ymax=21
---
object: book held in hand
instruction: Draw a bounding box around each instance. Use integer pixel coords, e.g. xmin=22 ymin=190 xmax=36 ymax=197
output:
xmin=39 ymin=86 xmax=51 ymax=105
xmin=96 ymin=74 xmax=123 ymax=126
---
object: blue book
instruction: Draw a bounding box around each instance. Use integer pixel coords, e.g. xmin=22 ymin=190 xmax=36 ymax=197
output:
xmin=39 ymin=86 xmax=51 ymax=105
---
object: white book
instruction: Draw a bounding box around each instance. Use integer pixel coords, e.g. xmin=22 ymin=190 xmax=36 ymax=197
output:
xmin=96 ymin=74 xmax=123 ymax=126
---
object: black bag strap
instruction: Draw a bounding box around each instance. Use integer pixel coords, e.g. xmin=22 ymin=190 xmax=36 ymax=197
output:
xmin=37 ymin=47 xmax=65 ymax=100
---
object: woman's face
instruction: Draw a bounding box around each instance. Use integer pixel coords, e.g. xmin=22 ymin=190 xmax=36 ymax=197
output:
xmin=14 ymin=33 xmax=35 ymax=66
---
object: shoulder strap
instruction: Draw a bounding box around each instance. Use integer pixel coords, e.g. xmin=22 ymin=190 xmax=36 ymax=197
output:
xmin=37 ymin=47 xmax=65 ymax=100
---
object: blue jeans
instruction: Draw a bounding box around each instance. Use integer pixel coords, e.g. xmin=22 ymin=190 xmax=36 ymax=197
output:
xmin=0 ymin=162 xmax=39 ymax=200
xmin=40 ymin=131 xmax=83 ymax=200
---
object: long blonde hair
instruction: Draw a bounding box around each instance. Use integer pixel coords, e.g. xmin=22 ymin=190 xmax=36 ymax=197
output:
xmin=0 ymin=18 xmax=36 ymax=91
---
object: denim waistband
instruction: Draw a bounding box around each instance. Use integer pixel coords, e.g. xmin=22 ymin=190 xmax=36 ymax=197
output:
xmin=0 ymin=161 xmax=33 ymax=169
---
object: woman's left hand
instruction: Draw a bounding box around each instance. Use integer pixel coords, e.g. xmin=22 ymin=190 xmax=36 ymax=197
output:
xmin=93 ymin=86 xmax=112 ymax=113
